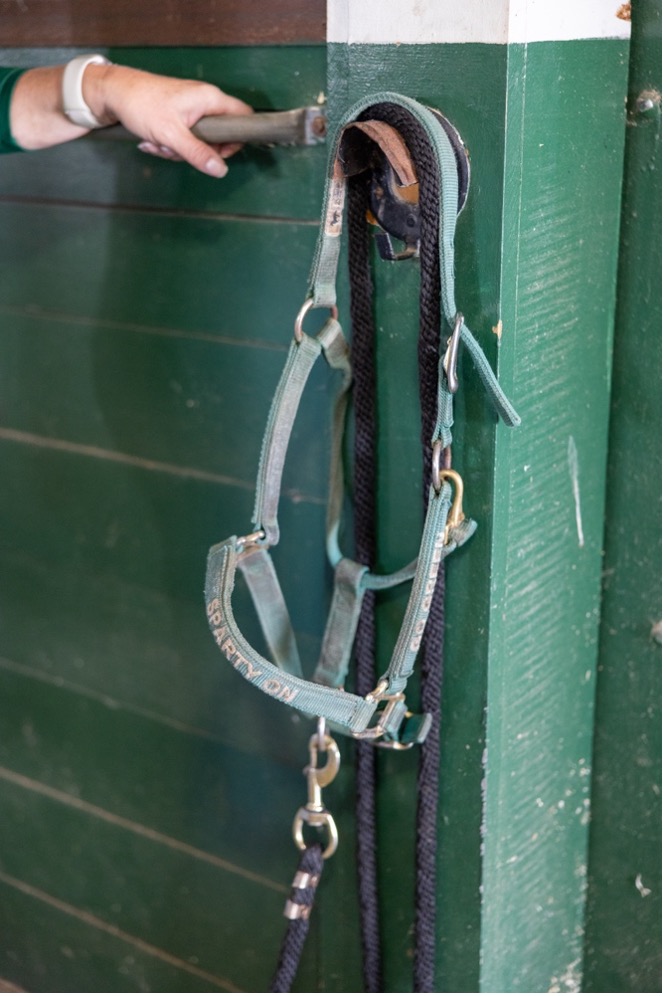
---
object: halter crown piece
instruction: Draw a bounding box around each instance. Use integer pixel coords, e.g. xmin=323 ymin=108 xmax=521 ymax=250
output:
xmin=205 ymin=93 xmax=520 ymax=747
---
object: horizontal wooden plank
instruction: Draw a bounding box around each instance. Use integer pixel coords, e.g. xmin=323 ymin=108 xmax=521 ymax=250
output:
xmin=0 ymin=436 xmax=327 ymax=607
xmin=0 ymin=877 xmax=228 ymax=992
xmin=0 ymin=668 xmax=305 ymax=886
xmin=0 ymin=440 xmax=334 ymax=753
xmin=0 ymin=140 xmax=327 ymax=219
xmin=0 ymin=47 xmax=327 ymax=217
xmin=0 ymin=311 xmax=336 ymax=499
xmin=0 ymin=1 xmax=326 ymax=46
xmin=0 ymin=203 xmax=321 ymax=342
xmin=0 ymin=777 xmax=319 ymax=993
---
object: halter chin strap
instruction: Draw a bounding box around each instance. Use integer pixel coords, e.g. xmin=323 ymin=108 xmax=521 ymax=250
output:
xmin=205 ymin=93 xmax=519 ymax=746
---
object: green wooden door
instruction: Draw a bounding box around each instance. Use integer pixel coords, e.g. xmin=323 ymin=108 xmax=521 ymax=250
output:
xmin=0 ymin=11 xmax=335 ymax=992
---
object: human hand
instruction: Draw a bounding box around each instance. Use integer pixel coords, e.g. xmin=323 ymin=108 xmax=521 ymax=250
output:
xmin=84 ymin=64 xmax=253 ymax=177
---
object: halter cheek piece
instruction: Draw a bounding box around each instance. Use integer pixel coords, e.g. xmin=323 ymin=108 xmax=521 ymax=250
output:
xmin=205 ymin=93 xmax=520 ymax=747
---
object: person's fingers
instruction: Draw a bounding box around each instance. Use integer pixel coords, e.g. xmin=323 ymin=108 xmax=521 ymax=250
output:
xmin=138 ymin=138 xmax=242 ymax=169
xmin=138 ymin=133 xmax=229 ymax=176
xmin=137 ymin=141 xmax=183 ymax=161
xmin=214 ymin=142 xmax=243 ymax=159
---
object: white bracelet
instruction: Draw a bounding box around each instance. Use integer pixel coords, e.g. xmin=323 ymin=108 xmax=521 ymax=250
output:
xmin=62 ymin=53 xmax=111 ymax=129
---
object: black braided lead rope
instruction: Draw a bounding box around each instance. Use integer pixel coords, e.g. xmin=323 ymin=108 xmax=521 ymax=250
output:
xmin=348 ymin=171 xmax=383 ymax=995
xmin=270 ymin=843 xmax=325 ymax=993
xmin=350 ymin=103 xmax=445 ymax=995
xmin=373 ymin=105 xmax=444 ymax=996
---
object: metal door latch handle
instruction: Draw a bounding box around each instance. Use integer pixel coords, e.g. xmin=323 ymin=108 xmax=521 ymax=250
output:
xmin=93 ymin=106 xmax=327 ymax=147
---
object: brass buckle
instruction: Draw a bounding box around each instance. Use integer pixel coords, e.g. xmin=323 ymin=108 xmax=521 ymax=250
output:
xmin=235 ymin=529 xmax=266 ymax=552
xmin=352 ymin=680 xmax=412 ymax=748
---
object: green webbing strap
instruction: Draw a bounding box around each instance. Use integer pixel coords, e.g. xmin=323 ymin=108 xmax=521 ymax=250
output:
xmin=313 ymin=558 xmax=368 ymax=689
xmin=251 ymin=330 xmax=324 ymax=547
xmin=206 ymin=93 xmax=519 ymax=743
xmin=251 ymin=318 xmax=351 ymax=548
xmin=309 ymin=91 xmax=521 ymax=430
xmin=238 ymin=546 xmax=303 ymax=679
xmin=312 ymin=481 xmax=477 ymax=696
xmin=384 ymin=482 xmax=458 ymax=694
xmin=206 ymin=539 xmax=379 ymax=735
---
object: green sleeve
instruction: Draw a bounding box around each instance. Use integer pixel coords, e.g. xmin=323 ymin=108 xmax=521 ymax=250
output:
xmin=0 ymin=68 xmax=28 ymax=154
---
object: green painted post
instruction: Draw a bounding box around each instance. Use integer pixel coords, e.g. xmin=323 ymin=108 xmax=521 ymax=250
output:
xmin=583 ymin=1 xmax=662 ymax=990
xmin=481 ymin=34 xmax=631 ymax=993
xmin=324 ymin=3 xmax=631 ymax=991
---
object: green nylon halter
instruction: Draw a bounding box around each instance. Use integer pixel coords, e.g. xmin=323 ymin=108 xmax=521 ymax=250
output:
xmin=204 ymin=92 xmax=520 ymax=745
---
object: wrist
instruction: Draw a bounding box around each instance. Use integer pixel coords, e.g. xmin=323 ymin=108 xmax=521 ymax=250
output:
xmin=62 ymin=54 xmax=118 ymax=128
xmin=81 ymin=60 xmax=121 ymax=127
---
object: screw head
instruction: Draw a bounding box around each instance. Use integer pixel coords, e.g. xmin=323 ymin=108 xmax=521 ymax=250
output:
xmin=634 ymin=90 xmax=661 ymax=120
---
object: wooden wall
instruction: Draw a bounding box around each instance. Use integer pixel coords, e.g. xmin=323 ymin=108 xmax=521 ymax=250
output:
xmin=0 ymin=13 xmax=345 ymax=989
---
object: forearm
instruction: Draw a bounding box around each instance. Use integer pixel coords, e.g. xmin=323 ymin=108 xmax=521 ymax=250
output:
xmin=9 ymin=64 xmax=107 ymax=150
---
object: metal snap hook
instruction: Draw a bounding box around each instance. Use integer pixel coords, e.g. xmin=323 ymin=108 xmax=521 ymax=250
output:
xmin=440 ymin=468 xmax=465 ymax=543
xmin=292 ymin=727 xmax=340 ymax=859
xmin=443 ymin=312 xmax=464 ymax=393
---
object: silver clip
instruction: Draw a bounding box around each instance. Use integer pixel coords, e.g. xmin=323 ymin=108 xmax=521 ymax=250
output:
xmin=443 ymin=312 xmax=464 ymax=393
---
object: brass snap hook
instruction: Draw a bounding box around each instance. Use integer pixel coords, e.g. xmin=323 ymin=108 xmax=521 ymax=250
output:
xmin=440 ymin=468 xmax=465 ymax=543
xmin=292 ymin=724 xmax=340 ymax=859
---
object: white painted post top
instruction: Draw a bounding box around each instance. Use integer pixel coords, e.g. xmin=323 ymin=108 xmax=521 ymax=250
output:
xmin=328 ymin=0 xmax=632 ymax=44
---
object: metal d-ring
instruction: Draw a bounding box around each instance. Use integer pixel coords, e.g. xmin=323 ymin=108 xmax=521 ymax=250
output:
xmin=431 ymin=439 xmax=452 ymax=493
xmin=294 ymin=298 xmax=339 ymax=342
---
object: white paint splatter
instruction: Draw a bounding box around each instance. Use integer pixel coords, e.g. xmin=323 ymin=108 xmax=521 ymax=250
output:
xmin=548 ymin=957 xmax=582 ymax=992
xmin=568 ymin=436 xmax=585 ymax=547
xmin=635 ymin=873 xmax=652 ymax=897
